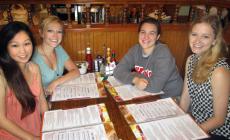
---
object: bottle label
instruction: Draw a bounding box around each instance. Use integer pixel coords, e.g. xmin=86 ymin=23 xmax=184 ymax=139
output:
xmin=94 ymin=59 xmax=99 ymax=72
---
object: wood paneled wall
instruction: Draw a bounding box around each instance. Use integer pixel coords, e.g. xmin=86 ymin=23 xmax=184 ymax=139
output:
xmin=62 ymin=29 xmax=138 ymax=62
xmin=32 ymin=24 xmax=191 ymax=76
xmin=160 ymin=24 xmax=190 ymax=75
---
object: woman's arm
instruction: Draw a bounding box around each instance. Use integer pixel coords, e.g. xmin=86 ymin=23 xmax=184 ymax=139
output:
xmin=114 ymin=45 xmax=140 ymax=84
xmin=0 ymin=74 xmax=39 ymax=140
xmin=179 ymin=57 xmax=191 ymax=112
xmin=200 ymin=67 xmax=230 ymax=132
xmin=47 ymin=58 xmax=80 ymax=91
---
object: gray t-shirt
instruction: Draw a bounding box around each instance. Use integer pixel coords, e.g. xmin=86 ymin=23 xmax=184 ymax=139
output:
xmin=113 ymin=42 xmax=183 ymax=98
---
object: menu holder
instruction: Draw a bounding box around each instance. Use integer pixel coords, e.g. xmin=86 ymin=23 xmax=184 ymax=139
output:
xmin=41 ymin=104 xmax=119 ymax=140
xmin=104 ymin=76 xmax=164 ymax=102
xmin=50 ymin=73 xmax=107 ymax=102
xmin=118 ymin=98 xmax=209 ymax=140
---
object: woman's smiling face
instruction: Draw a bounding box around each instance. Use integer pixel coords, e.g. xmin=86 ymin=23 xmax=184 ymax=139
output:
xmin=7 ymin=31 xmax=33 ymax=65
xmin=41 ymin=21 xmax=63 ymax=48
xmin=189 ymin=22 xmax=216 ymax=55
xmin=138 ymin=23 xmax=160 ymax=54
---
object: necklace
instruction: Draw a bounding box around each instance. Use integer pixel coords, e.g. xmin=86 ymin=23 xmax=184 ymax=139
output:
xmin=40 ymin=46 xmax=59 ymax=76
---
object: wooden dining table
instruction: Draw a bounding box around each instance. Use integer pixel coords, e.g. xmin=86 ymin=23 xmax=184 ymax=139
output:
xmin=51 ymin=83 xmax=160 ymax=140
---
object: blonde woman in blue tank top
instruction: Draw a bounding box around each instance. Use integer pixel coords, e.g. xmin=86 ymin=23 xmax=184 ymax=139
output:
xmin=32 ymin=16 xmax=80 ymax=94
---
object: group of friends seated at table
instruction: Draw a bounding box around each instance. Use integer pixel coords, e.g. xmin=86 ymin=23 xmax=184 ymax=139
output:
xmin=0 ymin=14 xmax=229 ymax=139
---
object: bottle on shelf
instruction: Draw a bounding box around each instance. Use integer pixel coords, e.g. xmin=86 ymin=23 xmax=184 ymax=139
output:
xmin=85 ymin=43 xmax=93 ymax=73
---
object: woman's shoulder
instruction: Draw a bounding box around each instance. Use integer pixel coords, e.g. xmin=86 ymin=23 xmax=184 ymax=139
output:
xmin=0 ymin=69 xmax=7 ymax=89
xmin=126 ymin=44 xmax=141 ymax=55
xmin=155 ymin=42 xmax=169 ymax=51
xmin=55 ymin=45 xmax=65 ymax=51
xmin=187 ymin=54 xmax=196 ymax=61
xmin=185 ymin=54 xmax=198 ymax=65
xmin=210 ymin=57 xmax=230 ymax=77
xmin=55 ymin=45 xmax=68 ymax=55
xmin=212 ymin=66 xmax=230 ymax=83
xmin=27 ymin=62 xmax=40 ymax=75
xmin=32 ymin=46 xmax=41 ymax=59
xmin=131 ymin=44 xmax=140 ymax=50
xmin=55 ymin=45 xmax=69 ymax=61
xmin=154 ymin=42 xmax=173 ymax=57
xmin=216 ymin=58 xmax=230 ymax=69
xmin=156 ymin=41 xmax=167 ymax=47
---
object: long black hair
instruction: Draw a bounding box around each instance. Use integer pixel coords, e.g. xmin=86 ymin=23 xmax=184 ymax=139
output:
xmin=0 ymin=21 xmax=36 ymax=118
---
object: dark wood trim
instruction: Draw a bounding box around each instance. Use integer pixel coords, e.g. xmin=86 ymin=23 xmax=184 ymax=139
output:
xmin=30 ymin=23 xmax=189 ymax=32
xmin=0 ymin=0 xmax=229 ymax=7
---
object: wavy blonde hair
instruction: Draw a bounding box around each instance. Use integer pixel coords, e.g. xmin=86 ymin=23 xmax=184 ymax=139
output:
xmin=39 ymin=15 xmax=63 ymax=33
xmin=191 ymin=15 xmax=229 ymax=83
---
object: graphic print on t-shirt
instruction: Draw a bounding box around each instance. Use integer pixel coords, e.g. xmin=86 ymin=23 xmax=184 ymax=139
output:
xmin=134 ymin=65 xmax=152 ymax=78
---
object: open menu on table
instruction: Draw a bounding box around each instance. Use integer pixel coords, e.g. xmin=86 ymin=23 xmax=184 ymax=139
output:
xmin=105 ymin=76 xmax=163 ymax=102
xmin=41 ymin=104 xmax=118 ymax=140
xmin=118 ymin=98 xmax=209 ymax=140
xmin=50 ymin=73 xmax=106 ymax=102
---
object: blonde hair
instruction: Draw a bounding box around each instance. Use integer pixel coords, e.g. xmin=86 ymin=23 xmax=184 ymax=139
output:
xmin=39 ymin=15 xmax=63 ymax=32
xmin=191 ymin=15 xmax=229 ymax=83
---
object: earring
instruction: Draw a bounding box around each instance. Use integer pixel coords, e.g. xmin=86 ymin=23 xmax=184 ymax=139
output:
xmin=212 ymin=42 xmax=216 ymax=47
xmin=212 ymin=40 xmax=217 ymax=46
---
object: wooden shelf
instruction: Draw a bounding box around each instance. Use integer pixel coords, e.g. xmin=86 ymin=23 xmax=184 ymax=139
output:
xmin=1 ymin=0 xmax=229 ymax=27
xmin=0 ymin=0 xmax=229 ymax=7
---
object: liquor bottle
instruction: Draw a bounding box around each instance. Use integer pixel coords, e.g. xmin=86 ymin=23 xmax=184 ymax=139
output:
xmin=102 ymin=44 xmax=107 ymax=63
xmin=99 ymin=44 xmax=107 ymax=75
xmin=85 ymin=43 xmax=93 ymax=72
xmin=106 ymin=47 xmax=111 ymax=65
xmin=105 ymin=47 xmax=111 ymax=75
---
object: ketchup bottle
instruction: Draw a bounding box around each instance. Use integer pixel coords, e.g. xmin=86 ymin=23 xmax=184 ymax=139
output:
xmin=85 ymin=45 xmax=93 ymax=72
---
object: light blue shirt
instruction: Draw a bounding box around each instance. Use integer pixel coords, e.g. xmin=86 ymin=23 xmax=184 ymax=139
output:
xmin=32 ymin=45 xmax=69 ymax=87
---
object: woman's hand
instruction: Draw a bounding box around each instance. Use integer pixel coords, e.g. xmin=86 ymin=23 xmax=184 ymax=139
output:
xmin=132 ymin=77 xmax=148 ymax=90
xmin=46 ymin=80 xmax=59 ymax=93
xmin=44 ymin=88 xmax=53 ymax=95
